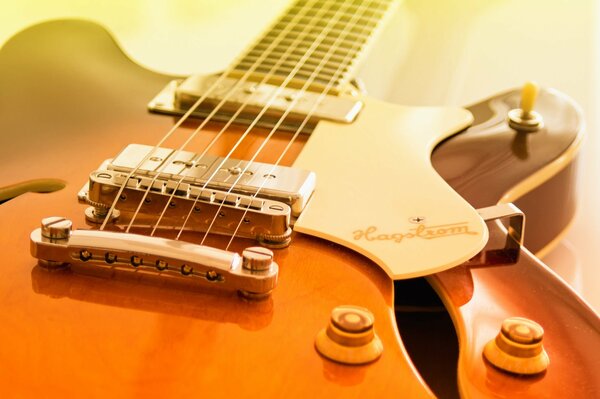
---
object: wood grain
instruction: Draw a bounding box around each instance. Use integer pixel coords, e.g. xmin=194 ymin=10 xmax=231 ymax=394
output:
xmin=0 ymin=20 xmax=433 ymax=398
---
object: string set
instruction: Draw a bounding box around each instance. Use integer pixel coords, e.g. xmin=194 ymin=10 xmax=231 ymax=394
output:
xmin=100 ymin=0 xmax=386 ymax=249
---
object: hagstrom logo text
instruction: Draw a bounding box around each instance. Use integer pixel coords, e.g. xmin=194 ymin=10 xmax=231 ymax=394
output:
xmin=353 ymin=222 xmax=478 ymax=244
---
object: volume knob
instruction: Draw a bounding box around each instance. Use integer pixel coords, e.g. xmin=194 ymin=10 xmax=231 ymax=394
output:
xmin=315 ymin=305 xmax=383 ymax=365
xmin=483 ymin=316 xmax=549 ymax=375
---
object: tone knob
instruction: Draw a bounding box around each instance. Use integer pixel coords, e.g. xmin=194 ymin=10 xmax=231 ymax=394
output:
xmin=508 ymin=81 xmax=544 ymax=132
xmin=315 ymin=305 xmax=383 ymax=365
xmin=483 ymin=316 xmax=549 ymax=375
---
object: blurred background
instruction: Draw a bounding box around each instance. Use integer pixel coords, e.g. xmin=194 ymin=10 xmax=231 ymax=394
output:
xmin=2 ymin=0 xmax=598 ymax=311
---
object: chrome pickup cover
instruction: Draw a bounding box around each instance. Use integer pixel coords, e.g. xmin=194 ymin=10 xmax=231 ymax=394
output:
xmin=78 ymin=144 xmax=316 ymax=245
xmin=147 ymin=75 xmax=363 ymax=134
xmin=109 ymin=144 xmax=315 ymax=216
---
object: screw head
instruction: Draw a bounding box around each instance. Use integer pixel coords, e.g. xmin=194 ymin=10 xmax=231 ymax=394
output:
xmin=409 ymin=216 xmax=426 ymax=224
xmin=242 ymin=247 xmax=274 ymax=271
xmin=41 ymin=217 xmax=72 ymax=241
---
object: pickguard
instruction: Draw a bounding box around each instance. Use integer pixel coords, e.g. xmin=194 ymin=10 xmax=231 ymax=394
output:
xmin=293 ymin=97 xmax=487 ymax=278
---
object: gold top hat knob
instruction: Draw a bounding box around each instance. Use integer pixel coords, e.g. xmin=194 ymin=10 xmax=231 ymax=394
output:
xmin=483 ymin=316 xmax=549 ymax=375
xmin=508 ymin=82 xmax=544 ymax=132
xmin=315 ymin=305 xmax=383 ymax=365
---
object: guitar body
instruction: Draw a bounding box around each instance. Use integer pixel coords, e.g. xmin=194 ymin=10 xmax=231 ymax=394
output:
xmin=0 ymin=20 xmax=436 ymax=398
xmin=0 ymin=19 xmax=598 ymax=398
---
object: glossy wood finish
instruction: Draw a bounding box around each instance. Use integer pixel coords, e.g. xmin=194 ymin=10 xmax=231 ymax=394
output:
xmin=425 ymin=90 xmax=600 ymax=397
xmin=0 ymin=20 xmax=433 ymax=398
xmin=1 ymin=17 xmax=598 ymax=399
xmin=429 ymin=228 xmax=600 ymax=398
xmin=433 ymin=88 xmax=582 ymax=254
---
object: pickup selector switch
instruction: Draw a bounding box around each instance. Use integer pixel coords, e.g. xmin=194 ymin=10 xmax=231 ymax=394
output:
xmin=508 ymin=82 xmax=544 ymax=132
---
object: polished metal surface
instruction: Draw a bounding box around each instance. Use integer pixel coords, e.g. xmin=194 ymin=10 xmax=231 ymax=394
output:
xmin=242 ymin=246 xmax=274 ymax=271
xmin=148 ymin=74 xmax=364 ymax=133
xmin=80 ymin=170 xmax=292 ymax=244
xmin=477 ymin=203 xmax=524 ymax=247
xmin=40 ymin=216 xmax=72 ymax=242
xmin=30 ymin=220 xmax=279 ymax=296
xmin=109 ymin=144 xmax=316 ymax=216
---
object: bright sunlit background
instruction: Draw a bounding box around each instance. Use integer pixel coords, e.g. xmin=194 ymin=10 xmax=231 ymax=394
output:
xmin=1 ymin=0 xmax=599 ymax=310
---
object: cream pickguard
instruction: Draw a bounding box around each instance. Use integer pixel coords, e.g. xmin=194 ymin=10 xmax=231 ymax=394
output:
xmin=294 ymin=97 xmax=487 ymax=278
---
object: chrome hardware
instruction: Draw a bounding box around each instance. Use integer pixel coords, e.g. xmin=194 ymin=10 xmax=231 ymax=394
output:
xmin=106 ymin=144 xmax=315 ymax=217
xmin=242 ymin=247 xmax=274 ymax=271
xmin=147 ymin=75 xmax=363 ymax=134
xmin=41 ymin=216 xmax=72 ymax=242
xmin=75 ymin=142 xmax=319 ymax=245
xmin=467 ymin=203 xmax=525 ymax=266
xmin=30 ymin=219 xmax=278 ymax=297
xmin=79 ymin=174 xmax=292 ymax=245
xmin=477 ymin=203 xmax=524 ymax=247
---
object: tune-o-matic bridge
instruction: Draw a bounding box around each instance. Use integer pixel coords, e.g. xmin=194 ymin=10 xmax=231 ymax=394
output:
xmin=78 ymin=144 xmax=316 ymax=246
xmin=31 ymin=217 xmax=278 ymax=298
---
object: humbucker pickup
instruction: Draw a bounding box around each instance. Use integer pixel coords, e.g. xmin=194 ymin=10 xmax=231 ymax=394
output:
xmin=148 ymin=75 xmax=363 ymax=133
xmin=78 ymin=144 xmax=316 ymax=246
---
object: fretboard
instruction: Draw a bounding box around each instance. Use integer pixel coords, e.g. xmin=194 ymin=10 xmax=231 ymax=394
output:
xmin=230 ymin=0 xmax=397 ymax=94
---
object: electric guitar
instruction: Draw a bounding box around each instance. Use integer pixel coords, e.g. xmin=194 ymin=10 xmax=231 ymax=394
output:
xmin=0 ymin=1 xmax=598 ymax=397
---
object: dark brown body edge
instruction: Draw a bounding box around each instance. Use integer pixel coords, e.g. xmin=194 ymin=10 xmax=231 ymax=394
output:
xmin=403 ymin=89 xmax=600 ymax=397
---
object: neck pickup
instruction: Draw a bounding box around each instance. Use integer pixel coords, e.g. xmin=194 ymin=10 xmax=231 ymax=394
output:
xmin=148 ymin=75 xmax=363 ymax=133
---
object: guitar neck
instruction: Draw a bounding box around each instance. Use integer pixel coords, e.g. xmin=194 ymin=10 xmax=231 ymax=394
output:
xmin=229 ymin=0 xmax=397 ymax=94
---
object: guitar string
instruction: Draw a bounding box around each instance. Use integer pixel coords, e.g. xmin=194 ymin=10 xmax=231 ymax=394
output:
xmin=147 ymin=0 xmax=338 ymax=237
xmin=225 ymin=1 xmax=379 ymax=250
xmin=98 ymin=0 xmax=317 ymax=231
xmin=144 ymin=0 xmax=353 ymax=238
xmin=180 ymin=0 xmax=364 ymax=244
xmin=191 ymin=0 xmax=376 ymax=245
xmin=121 ymin=0 xmax=326 ymax=233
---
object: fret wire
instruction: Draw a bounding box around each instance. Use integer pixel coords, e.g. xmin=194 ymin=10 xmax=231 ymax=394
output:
xmin=243 ymin=54 xmax=348 ymax=68
xmin=224 ymin=0 xmax=384 ymax=248
xmin=293 ymin=2 xmax=390 ymax=17
xmin=235 ymin=67 xmax=349 ymax=82
xmin=265 ymin=27 xmax=373 ymax=43
xmin=274 ymin=28 xmax=374 ymax=42
xmin=233 ymin=69 xmax=345 ymax=85
xmin=190 ymin=0 xmax=367 ymax=243
xmin=240 ymin=53 xmax=352 ymax=67
xmin=239 ymin=63 xmax=348 ymax=76
xmin=246 ymin=42 xmax=366 ymax=58
xmin=233 ymin=0 xmax=395 ymax=92
xmin=135 ymin=0 xmax=334 ymax=234
xmin=253 ymin=35 xmax=367 ymax=49
xmin=282 ymin=9 xmax=385 ymax=22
